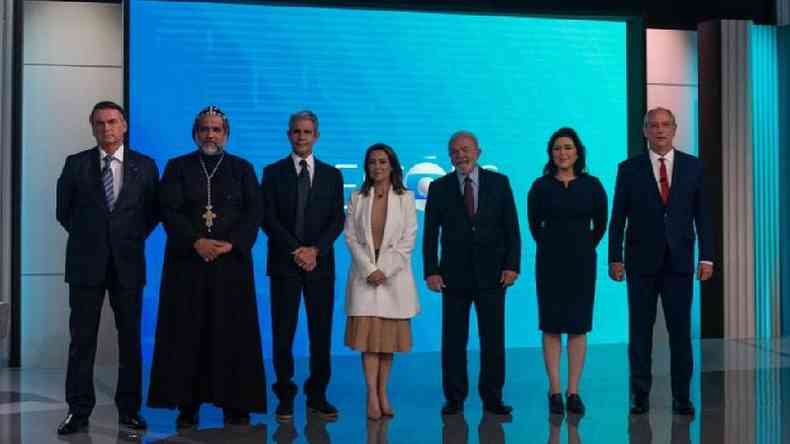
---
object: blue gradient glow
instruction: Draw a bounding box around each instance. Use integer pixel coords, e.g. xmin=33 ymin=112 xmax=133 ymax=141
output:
xmin=751 ymin=25 xmax=780 ymax=340
xmin=129 ymin=1 xmax=629 ymax=358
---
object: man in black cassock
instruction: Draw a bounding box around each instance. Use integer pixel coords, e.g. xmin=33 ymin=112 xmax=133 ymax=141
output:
xmin=147 ymin=106 xmax=267 ymax=427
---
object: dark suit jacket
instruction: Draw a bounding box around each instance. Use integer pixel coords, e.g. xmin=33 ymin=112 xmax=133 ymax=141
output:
xmin=608 ymin=150 xmax=713 ymax=274
xmin=56 ymin=146 xmax=159 ymax=287
xmin=261 ymin=156 xmax=344 ymax=279
xmin=422 ymin=168 xmax=521 ymax=290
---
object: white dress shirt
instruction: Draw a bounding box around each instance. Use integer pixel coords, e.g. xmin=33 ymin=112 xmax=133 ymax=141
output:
xmin=291 ymin=153 xmax=315 ymax=185
xmin=455 ymin=165 xmax=479 ymax=213
xmin=648 ymin=147 xmax=713 ymax=267
xmin=648 ymin=147 xmax=674 ymax=192
xmin=99 ymin=144 xmax=124 ymax=204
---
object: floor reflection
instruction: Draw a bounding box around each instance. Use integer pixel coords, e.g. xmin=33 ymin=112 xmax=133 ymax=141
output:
xmin=545 ymin=414 xmax=583 ymax=444
xmin=366 ymin=417 xmax=391 ymax=444
xmin=441 ymin=413 xmax=508 ymax=444
xmin=1 ymin=339 xmax=789 ymax=443
xmin=149 ymin=424 xmax=268 ymax=443
xmin=628 ymin=414 xmax=692 ymax=444
xmin=272 ymin=412 xmax=337 ymax=444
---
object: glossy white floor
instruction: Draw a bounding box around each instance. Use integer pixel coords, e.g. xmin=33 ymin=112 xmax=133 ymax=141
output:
xmin=1 ymin=338 xmax=789 ymax=443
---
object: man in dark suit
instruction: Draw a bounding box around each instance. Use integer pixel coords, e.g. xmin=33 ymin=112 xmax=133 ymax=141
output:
xmin=55 ymin=101 xmax=159 ymax=434
xmin=609 ymin=107 xmax=714 ymax=416
xmin=261 ymin=110 xmax=344 ymax=422
xmin=423 ymin=130 xmax=521 ymax=416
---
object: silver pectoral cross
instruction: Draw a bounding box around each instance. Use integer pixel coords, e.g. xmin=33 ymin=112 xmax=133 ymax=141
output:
xmin=202 ymin=205 xmax=217 ymax=232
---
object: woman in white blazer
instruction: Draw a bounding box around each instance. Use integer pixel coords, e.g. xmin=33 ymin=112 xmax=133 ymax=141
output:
xmin=344 ymin=143 xmax=419 ymax=420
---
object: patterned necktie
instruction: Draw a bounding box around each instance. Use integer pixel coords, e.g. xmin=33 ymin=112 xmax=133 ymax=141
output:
xmin=102 ymin=156 xmax=115 ymax=211
xmin=464 ymin=176 xmax=475 ymax=218
xmin=658 ymin=157 xmax=670 ymax=205
xmin=294 ymin=159 xmax=310 ymax=241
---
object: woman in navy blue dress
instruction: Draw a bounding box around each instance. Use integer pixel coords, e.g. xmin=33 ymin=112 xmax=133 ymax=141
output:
xmin=527 ymin=127 xmax=607 ymax=415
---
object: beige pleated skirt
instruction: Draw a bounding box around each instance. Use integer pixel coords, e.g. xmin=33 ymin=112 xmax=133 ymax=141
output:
xmin=344 ymin=316 xmax=412 ymax=353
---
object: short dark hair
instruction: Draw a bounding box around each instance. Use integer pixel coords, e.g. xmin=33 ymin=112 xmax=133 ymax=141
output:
xmin=192 ymin=105 xmax=231 ymax=142
xmin=89 ymin=101 xmax=126 ymax=125
xmin=543 ymin=127 xmax=588 ymax=176
xmin=360 ymin=143 xmax=407 ymax=196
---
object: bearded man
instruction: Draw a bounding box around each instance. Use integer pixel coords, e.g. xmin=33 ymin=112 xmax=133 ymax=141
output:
xmin=148 ymin=105 xmax=267 ymax=427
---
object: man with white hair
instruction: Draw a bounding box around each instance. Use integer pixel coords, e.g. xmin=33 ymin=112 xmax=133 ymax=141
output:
xmin=423 ymin=130 xmax=521 ymax=417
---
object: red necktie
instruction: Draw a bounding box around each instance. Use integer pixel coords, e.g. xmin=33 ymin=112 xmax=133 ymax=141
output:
xmin=659 ymin=157 xmax=670 ymax=205
xmin=464 ymin=177 xmax=475 ymax=218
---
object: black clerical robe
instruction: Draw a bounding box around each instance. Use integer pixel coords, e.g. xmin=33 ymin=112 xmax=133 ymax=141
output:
xmin=148 ymin=151 xmax=266 ymax=413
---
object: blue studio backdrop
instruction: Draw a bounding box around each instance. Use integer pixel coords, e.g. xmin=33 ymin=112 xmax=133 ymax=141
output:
xmin=129 ymin=0 xmax=631 ymax=359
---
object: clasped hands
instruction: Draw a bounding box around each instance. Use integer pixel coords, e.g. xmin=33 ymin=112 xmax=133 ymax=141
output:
xmin=366 ymin=270 xmax=386 ymax=287
xmin=194 ymin=238 xmax=233 ymax=262
xmin=292 ymin=246 xmax=319 ymax=272
xmin=425 ymin=270 xmax=518 ymax=293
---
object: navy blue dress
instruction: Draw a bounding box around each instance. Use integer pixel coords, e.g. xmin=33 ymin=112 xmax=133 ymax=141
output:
xmin=527 ymin=174 xmax=607 ymax=334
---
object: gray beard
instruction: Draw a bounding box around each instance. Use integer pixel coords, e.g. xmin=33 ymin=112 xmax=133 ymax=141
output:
xmin=199 ymin=142 xmax=223 ymax=156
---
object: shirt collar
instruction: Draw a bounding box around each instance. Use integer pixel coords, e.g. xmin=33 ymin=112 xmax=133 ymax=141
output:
xmin=100 ymin=144 xmax=124 ymax=162
xmin=456 ymin=164 xmax=480 ymax=184
xmin=291 ymin=152 xmax=314 ymax=170
xmin=648 ymin=147 xmax=674 ymax=163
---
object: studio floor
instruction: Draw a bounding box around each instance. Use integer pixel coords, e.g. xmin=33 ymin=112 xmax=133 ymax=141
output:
xmin=1 ymin=338 xmax=789 ymax=443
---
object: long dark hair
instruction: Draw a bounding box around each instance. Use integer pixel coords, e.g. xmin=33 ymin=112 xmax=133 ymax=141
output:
xmin=360 ymin=143 xmax=406 ymax=196
xmin=543 ymin=127 xmax=588 ymax=176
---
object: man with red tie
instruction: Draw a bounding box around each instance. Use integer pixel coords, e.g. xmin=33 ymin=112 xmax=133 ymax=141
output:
xmin=608 ymin=107 xmax=714 ymax=417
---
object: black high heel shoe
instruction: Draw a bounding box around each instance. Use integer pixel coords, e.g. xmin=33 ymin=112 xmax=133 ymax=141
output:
xmin=548 ymin=393 xmax=564 ymax=415
xmin=566 ymin=393 xmax=586 ymax=415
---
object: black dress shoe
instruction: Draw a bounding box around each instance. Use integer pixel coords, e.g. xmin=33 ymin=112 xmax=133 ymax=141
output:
xmin=672 ymin=399 xmax=695 ymax=416
xmin=223 ymin=408 xmax=251 ymax=425
xmin=119 ymin=412 xmax=148 ymax=430
xmin=275 ymin=400 xmax=294 ymax=423
xmin=441 ymin=401 xmax=464 ymax=415
xmin=548 ymin=393 xmax=564 ymax=415
xmin=307 ymin=399 xmax=339 ymax=420
xmin=176 ymin=408 xmax=199 ymax=428
xmin=630 ymin=396 xmax=650 ymax=415
xmin=57 ymin=413 xmax=89 ymax=435
xmin=483 ymin=402 xmax=513 ymax=416
xmin=566 ymin=393 xmax=585 ymax=415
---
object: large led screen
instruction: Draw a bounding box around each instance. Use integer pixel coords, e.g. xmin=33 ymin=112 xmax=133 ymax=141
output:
xmin=129 ymin=1 xmax=629 ymax=358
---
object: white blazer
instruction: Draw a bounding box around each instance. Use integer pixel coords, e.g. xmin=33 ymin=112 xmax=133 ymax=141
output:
xmin=344 ymin=188 xmax=419 ymax=319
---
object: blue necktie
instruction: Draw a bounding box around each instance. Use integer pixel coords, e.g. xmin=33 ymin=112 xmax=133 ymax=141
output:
xmin=102 ymin=156 xmax=115 ymax=211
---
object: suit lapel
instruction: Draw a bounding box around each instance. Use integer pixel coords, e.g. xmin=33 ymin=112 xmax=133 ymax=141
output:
xmin=281 ymin=156 xmax=298 ymax=215
xmin=113 ymin=150 xmax=137 ymax=210
xmin=640 ymin=154 xmax=664 ymax=206
xmin=667 ymin=150 xmax=683 ymax=207
xmin=475 ymin=169 xmax=489 ymax=223
xmin=88 ymin=147 xmax=111 ymax=212
xmin=448 ymin=172 xmax=473 ymax=224
xmin=308 ymin=159 xmax=323 ymax=204
xmin=362 ymin=192 xmax=376 ymax=261
xmin=379 ymin=187 xmax=398 ymax=251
